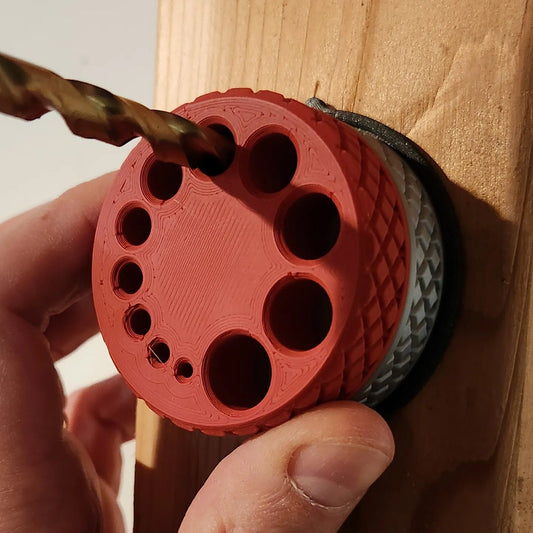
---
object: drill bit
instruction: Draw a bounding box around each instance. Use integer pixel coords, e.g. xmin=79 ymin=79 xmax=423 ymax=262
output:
xmin=0 ymin=52 xmax=235 ymax=169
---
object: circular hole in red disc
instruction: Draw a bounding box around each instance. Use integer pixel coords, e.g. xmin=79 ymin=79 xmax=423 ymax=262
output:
xmin=144 ymin=160 xmax=183 ymax=202
xmin=206 ymin=334 xmax=271 ymax=410
xmin=282 ymin=193 xmax=340 ymax=260
xmin=197 ymin=124 xmax=236 ymax=177
xmin=117 ymin=206 xmax=151 ymax=247
xmin=148 ymin=339 xmax=170 ymax=367
xmin=125 ymin=306 xmax=151 ymax=337
xmin=175 ymin=359 xmax=194 ymax=381
xmin=267 ymin=277 xmax=332 ymax=351
xmin=114 ymin=260 xmax=143 ymax=295
xmin=248 ymin=132 xmax=297 ymax=193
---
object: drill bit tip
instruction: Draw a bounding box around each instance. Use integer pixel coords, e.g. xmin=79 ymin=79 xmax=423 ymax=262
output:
xmin=0 ymin=52 xmax=235 ymax=170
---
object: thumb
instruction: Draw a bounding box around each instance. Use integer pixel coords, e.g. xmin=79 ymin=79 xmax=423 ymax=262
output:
xmin=179 ymin=402 xmax=394 ymax=532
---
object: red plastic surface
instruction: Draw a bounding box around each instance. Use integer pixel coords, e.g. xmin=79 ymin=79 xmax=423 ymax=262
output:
xmin=92 ymin=89 xmax=410 ymax=435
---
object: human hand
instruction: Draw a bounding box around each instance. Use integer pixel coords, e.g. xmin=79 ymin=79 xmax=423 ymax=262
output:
xmin=0 ymin=174 xmax=394 ymax=533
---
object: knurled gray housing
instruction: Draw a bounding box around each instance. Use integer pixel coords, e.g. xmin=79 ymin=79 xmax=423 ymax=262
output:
xmin=353 ymin=133 xmax=444 ymax=407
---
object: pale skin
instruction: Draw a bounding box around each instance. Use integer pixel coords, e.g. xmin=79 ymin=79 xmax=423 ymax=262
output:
xmin=0 ymin=173 xmax=395 ymax=533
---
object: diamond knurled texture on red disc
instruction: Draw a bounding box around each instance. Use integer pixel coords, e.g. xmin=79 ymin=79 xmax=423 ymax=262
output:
xmin=92 ymin=89 xmax=410 ymax=435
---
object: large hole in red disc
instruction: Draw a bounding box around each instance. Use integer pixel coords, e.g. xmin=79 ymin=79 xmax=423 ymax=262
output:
xmin=248 ymin=133 xmax=297 ymax=193
xmin=267 ymin=278 xmax=332 ymax=351
xmin=206 ymin=334 xmax=272 ymax=410
xmin=281 ymin=192 xmax=340 ymax=260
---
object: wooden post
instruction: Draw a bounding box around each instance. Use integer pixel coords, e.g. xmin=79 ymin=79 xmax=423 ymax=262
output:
xmin=134 ymin=1 xmax=533 ymax=531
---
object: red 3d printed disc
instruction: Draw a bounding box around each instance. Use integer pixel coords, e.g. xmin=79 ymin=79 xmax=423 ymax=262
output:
xmin=92 ymin=90 xmax=411 ymax=435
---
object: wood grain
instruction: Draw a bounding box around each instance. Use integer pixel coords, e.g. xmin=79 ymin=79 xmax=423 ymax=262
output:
xmin=135 ymin=1 xmax=533 ymax=531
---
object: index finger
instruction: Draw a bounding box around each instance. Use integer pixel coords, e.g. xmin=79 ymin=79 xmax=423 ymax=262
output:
xmin=0 ymin=172 xmax=114 ymax=328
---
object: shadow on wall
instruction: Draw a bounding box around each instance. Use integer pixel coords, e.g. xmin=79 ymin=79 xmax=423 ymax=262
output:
xmin=348 ymin=172 xmax=532 ymax=532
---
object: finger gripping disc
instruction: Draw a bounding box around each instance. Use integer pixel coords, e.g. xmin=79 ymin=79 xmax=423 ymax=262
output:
xmin=92 ymin=90 xmax=410 ymax=435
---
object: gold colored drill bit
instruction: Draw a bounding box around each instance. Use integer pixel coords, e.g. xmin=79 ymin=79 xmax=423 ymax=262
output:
xmin=0 ymin=52 xmax=235 ymax=169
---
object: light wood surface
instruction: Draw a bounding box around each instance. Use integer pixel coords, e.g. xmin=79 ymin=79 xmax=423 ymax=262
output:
xmin=134 ymin=1 xmax=533 ymax=531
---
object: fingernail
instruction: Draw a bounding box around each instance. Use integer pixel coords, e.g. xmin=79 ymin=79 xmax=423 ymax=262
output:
xmin=288 ymin=443 xmax=391 ymax=507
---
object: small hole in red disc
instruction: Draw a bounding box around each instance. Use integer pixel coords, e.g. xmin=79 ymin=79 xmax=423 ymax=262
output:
xmin=118 ymin=207 xmax=151 ymax=247
xmin=114 ymin=261 xmax=143 ymax=295
xmin=126 ymin=307 xmax=151 ymax=337
xmin=148 ymin=340 xmax=170 ymax=367
xmin=175 ymin=359 xmax=194 ymax=381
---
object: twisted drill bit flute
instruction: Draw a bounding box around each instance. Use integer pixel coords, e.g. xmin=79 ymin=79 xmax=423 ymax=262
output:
xmin=0 ymin=52 xmax=235 ymax=169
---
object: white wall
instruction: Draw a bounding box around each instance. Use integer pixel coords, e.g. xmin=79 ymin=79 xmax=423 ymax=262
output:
xmin=0 ymin=2 xmax=158 ymax=530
